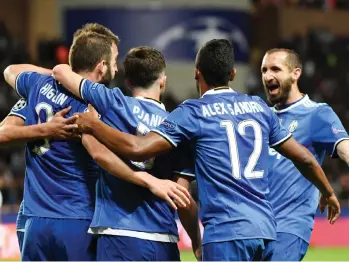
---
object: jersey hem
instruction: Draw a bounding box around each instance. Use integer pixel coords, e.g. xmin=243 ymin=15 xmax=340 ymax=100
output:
xmin=88 ymin=227 xmax=179 ymax=243
xmin=270 ymin=133 xmax=292 ymax=147
xmin=79 ymin=78 xmax=86 ymax=101
xmin=8 ymin=112 xmax=26 ymax=120
xmin=331 ymin=137 xmax=349 ymax=158
xmin=172 ymin=170 xmax=195 ymax=177
xmin=150 ymin=130 xmax=177 ymax=147
xmin=202 ymin=236 xmax=276 ymax=245
xmin=276 ymin=230 xmax=310 ymax=244
xmin=23 ymin=214 xmax=93 ymax=220
xmin=15 ymin=72 xmax=25 ymax=98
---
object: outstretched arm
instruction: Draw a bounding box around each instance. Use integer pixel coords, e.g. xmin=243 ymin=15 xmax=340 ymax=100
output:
xmin=76 ymin=106 xmax=173 ymax=161
xmin=52 ymin=64 xmax=83 ymax=98
xmin=81 ymin=134 xmax=190 ymax=209
xmin=275 ymin=137 xmax=340 ymax=224
xmin=0 ymin=107 xmax=78 ymax=148
xmin=3 ymin=64 xmax=52 ymax=89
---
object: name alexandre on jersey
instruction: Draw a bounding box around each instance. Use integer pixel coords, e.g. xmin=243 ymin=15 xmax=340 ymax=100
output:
xmin=133 ymin=105 xmax=164 ymax=127
xmin=40 ymin=84 xmax=68 ymax=106
xmin=202 ymin=101 xmax=264 ymax=117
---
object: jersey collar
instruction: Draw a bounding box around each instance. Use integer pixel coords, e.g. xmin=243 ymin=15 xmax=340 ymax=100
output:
xmin=273 ymin=94 xmax=309 ymax=113
xmin=202 ymin=87 xmax=236 ymax=97
xmin=135 ymin=96 xmax=166 ymax=111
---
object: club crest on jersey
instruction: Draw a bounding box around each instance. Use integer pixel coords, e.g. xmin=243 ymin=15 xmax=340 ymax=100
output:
xmin=12 ymin=99 xmax=27 ymax=111
xmin=288 ymin=120 xmax=298 ymax=133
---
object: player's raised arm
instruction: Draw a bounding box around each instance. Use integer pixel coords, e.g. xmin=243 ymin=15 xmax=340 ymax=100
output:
xmin=52 ymin=64 xmax=83 ymax=98
xmin=81 ymin=133 xmax=190 ymax=209
xmin=76 ymin=105 xmax=173 ymax=161
xmin=274 ymin=137 xmax=340 ymax=224
xmin=3 ymin=64 xmax=52 ymax=89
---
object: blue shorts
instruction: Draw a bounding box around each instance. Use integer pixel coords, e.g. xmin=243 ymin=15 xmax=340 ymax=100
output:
xmin=16 ymin=231 xmax=25 ymax=254
xmin=97 ymin=235 xmax=180 ymax=261
xmin=203 ymin=238 xmax=274 ymax=261
xmin=271 ymin=232 xmax=309 ymax=261
xmin=21 ymin=217 xmax=96 ymax=261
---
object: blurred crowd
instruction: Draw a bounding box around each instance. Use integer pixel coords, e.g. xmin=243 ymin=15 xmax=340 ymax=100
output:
xmin=252 ymin=0 xmax=349 ymax=10
xmin=1 ymin=16 xmax=349 ymax=212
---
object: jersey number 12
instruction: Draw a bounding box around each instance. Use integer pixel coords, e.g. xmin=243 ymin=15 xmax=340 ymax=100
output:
xmin=221 ymin=119 xmax=264 ymax=179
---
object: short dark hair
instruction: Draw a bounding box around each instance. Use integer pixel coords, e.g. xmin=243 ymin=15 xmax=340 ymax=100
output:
xmin=73 ymin=23 xmax=120 ymax=45
xmin=196 ymin=39 xmax=234 ymax=87
xmin=123 ymin=46 xmax=166 ymax=88
xmin=265 ymin=48 xmax=303 ymax=70
xmin=69 ymin=31 xmax=113 ymax=73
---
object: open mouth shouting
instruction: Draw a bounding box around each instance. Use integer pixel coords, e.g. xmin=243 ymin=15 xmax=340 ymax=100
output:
xmin=266 ymin=82 xmax=280 ymax=96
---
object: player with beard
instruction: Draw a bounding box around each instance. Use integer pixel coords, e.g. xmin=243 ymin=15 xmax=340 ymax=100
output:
xmin=5 ymin=29 xmax=190 ymax=260
xmin=53 ymin=39 xmax=340 ymax=261
xmin=261 ymin=48 xmax=349 ymax=261
xmin=12 ymin=22 xmax=119 ymax=256
xmin=3 ymin=31 xmax=119 ymax=261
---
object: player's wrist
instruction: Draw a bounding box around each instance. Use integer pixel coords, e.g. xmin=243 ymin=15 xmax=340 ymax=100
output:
xmin=322 ymin=188 xmax=335 ymax=198
xmin=142 ymin=173 xmax=156 ymax=189
xmin=89 ymin=118 xmax=105 ymax=135
xmin=40 ymin=123 xmax=54 ymax=138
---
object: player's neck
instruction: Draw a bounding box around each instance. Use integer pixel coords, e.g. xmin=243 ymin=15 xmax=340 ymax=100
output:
xmin=132 ymin=86 xmax=161 ymax=102
xmin=201 ymin=85 xmax=230 ymax=96
xmin=78 ymin=71 xmax=100 ymax=83
xmin=277 ymin=86 xmax=303 ymax=108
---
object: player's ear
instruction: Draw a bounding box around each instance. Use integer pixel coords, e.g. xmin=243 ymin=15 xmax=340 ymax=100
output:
xmin=230 ymin=68 xmax=236 ymax=81
xmin=293 ymin=68 xmax=301 ymax=81
xmin=195 ymin=68 xmax=200 ymax=80
xmin=96 ymin=60 xmax=105 ymax=75
xmin=160 ymin=75 xmax=167 ymax=93
xmin=124 ymin=79 xmax=132 ymax=90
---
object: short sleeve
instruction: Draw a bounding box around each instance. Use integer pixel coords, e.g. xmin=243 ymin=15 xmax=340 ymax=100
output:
xmin=269 ymin=109 xmax=292 ymax=147
xmin=8 ymin=98 xmax=29 ymax=121
xmin=79 ymin=79 xmax=124 ymax=116
xmin=151 ymin=102 xmax=200 ymax=147
xmin=311 ymin=105 xmax=349 ymax=157
xmin=15 ymin=72 xmax=42 ymax=98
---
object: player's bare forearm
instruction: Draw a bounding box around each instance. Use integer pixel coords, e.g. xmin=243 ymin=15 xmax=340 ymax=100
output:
xmin=52 ymin=64 xmax=82 ymax=98
xmin=275 ymin=137 xmax=334 ymax=197
xmin=82 ymin=133 xmax=155 ymax=188
xmin=3 ymin=64 xmax=52 ymax=88
xmin=82 ymin=134 xmax=191 ymax=210
xmin=0 ymin=119 xmax=47 ymax=148
xmin=176 ymin=176 xmax=202 ymax=260
xmin=336 ymin=140 xmax=349 ymax=167
xmin=89 ymin=119 xmax=173 ymax=161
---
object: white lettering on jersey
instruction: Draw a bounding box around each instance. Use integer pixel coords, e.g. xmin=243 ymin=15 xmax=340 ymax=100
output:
xmin=39 ymin=84 xmax=68 ymax=106
xmin=201 ymin=102 xmax=264 ymax=117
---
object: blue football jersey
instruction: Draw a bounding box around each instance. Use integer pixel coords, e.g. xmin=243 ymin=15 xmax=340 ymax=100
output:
xmin=268 ymin=95 xmax=349 ymax=243
xmin=7 ymin=98 xmax=30 ymax=231
xmin=154 ymin=87 xmax=291 ymax=245
xmin=80 ymin=79 xmax=193 ymax=241
xmin=15 ymin=72 xmax=99 ymax=219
